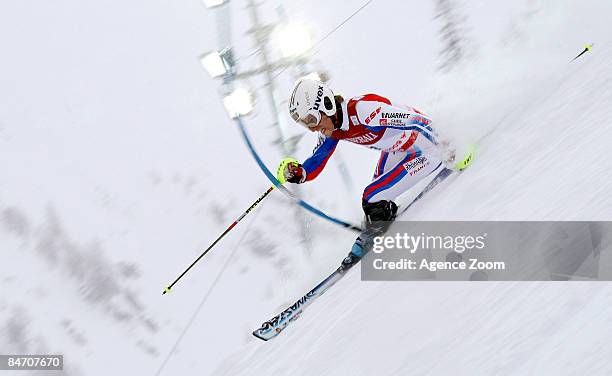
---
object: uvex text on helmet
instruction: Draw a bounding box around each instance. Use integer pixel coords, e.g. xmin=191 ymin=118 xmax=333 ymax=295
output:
xmin=288 ymin=79 xmax=336 ymax=125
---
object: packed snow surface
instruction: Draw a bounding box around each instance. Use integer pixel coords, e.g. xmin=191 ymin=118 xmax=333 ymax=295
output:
xmin=1 ymin=1 xmax=611 ymax=375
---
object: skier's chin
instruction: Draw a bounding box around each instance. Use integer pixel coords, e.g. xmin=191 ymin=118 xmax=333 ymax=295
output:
xmin=321 ymin=129 xmax=333 ymax=137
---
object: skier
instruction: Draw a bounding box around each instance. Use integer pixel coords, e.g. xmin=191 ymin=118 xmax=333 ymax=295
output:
xmin=278 ymin=79 xmax=473 ymax=267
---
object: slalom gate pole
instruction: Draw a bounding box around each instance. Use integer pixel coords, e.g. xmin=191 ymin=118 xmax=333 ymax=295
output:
xmin=162 ymin=185 xmax=275 ymax=295
xmin=234 ymin=117 xmax=363 ymax=233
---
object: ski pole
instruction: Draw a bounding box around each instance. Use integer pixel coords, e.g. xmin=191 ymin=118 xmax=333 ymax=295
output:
xmin=162 ymin=185 xmax=275 ymax=295
xmin=571 ymin=43 xmax=593 ymax=62
xmin=235 ymin=117 xmax=363 ymax=233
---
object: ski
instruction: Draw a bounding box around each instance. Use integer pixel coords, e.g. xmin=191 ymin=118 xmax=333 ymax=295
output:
xmin=252 ymin=263 xmax=354 ymax=341
xmin=252 ymin=165 xmax=456 ymax=341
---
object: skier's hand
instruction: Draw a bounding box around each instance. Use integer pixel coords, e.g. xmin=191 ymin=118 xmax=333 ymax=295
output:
xmin=277 ymin=157 xmax=306 ymax=184
xmin=285 ymin=162 xmax=305 ymax=183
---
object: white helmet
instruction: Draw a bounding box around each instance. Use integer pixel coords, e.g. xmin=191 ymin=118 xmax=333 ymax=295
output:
xmin=288 ymin=79 xmax=336 ymax=129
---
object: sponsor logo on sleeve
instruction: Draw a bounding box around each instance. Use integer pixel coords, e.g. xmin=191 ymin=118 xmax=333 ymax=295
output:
xmin=350 ymin=115 xmax=359 ymax=125
xmin=382 ymin=112 xmax=431 ymax=124
xmin=382 ymin=112 xmax=410 ymax=119
xmin=365 ymin=107 xmax=381 ymax=124
xmin=380 ymin=112 xmax=431 ymax=126
xmin=387 ymin=118 xmax=408 ymax=126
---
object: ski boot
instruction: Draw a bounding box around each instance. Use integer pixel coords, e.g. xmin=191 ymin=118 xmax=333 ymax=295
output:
xmin=340 ymin=200 xmax=398 ymax=271
xmin=340 ymin=235 xmax=370 ymax=270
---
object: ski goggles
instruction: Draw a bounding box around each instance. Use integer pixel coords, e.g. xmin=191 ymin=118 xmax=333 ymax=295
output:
xmin=291 ymin=111 xmax=321 ymax=129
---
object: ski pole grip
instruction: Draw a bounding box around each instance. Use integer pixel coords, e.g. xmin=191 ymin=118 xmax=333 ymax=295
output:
xmin=277 ymin=157 xmax=299 ymax=184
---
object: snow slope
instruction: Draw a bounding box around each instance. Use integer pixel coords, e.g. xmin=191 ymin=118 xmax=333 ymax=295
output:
xmin=1 ymin=1 xmax=611 ymax=376
xmin=0 ymin=1 xmax=316 ymax=375
xmin=214 ymin=1 xmax=612 ymax=375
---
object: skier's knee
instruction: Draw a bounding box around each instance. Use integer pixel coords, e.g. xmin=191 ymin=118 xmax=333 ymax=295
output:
xmin=362 ymin=200 xmax=398 ymax=223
